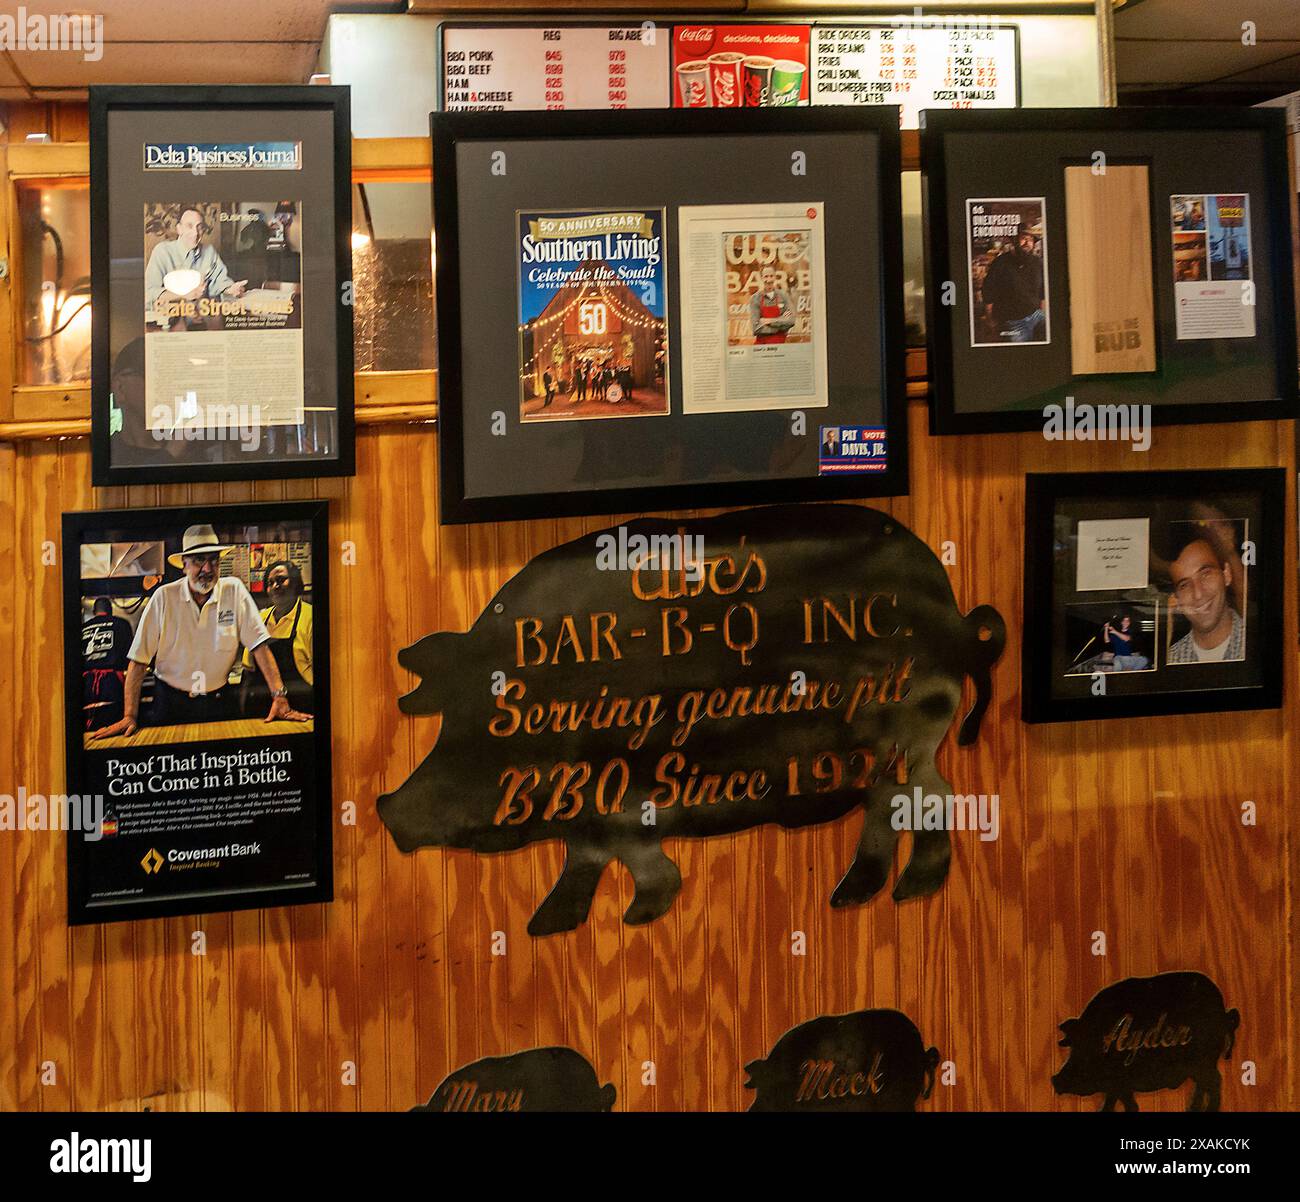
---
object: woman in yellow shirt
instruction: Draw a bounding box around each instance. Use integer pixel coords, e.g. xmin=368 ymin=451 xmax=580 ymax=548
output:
xmin=241 ymin=559 xmax=313 ymax=715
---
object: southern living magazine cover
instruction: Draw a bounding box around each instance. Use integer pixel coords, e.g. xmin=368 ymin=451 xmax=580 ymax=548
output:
xmin=516 ymin=208 xmax=669 ymax=422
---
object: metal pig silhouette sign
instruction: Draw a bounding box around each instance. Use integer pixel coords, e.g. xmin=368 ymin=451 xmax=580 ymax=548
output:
xmin=1053 ymin=972 xmax=1241 ymax=1112
xmin=378 ymin=504 xmax=1004 ymax=936
xmin=412 ymin=1047 xmax=616 ymax=1113
xmin=745 ymin=1009 xmax=942 ymax=1112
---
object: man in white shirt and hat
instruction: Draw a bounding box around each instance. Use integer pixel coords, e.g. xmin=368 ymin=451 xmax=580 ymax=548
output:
xmin=91 ymin=523 xmax=309 ymax=738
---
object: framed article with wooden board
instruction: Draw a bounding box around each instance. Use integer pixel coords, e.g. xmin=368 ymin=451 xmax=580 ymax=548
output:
xmin=923 ymin=106 xmax=1298 ymax=435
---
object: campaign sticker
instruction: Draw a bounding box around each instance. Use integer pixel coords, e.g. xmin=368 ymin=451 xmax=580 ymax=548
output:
xmin=819 ymin=426 xmax=888 ymax=473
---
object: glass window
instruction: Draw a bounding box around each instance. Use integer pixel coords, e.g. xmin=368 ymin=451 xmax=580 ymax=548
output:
xmin=17 ymin=179 xmax=92 ymax=385
xmin=351 ymin=178 xmax=435 ymax=372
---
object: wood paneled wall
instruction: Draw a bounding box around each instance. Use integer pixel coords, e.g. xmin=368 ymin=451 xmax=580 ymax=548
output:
xmin=1 ymin=406 xmax=1294 ymax=1113
xmin=0 ymin=99 xmax=1296 ymax=1115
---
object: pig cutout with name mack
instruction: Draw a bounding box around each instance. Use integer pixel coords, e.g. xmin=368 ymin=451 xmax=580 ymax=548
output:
xmin=412 ymin=1047 xmax=616 ymax=1113
xmin=1052 ymin=971 xmax=1241 ymax=1112
xmin=378 ymin=503 xmax=1005 ymax=936
xmin=745 ymin=1008 xmax=942 ymax=1112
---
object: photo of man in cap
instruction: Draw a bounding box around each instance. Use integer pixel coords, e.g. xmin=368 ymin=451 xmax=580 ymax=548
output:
xmin=91 ymin=522 xmax=309 ymax=739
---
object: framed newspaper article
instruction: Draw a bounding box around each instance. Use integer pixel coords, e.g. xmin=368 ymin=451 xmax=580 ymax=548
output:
xmin=923 ymin=107 xmax=1298 ymax=435
xmin=431 ymin=106 xmax=907 ymax=524
xmin=62 ymin=500 xmax=333 ymax=924
xmin=1022 ymin=469 xmax=1285 ymax=724
xmin=90 ymin=86 xmax=355 ymax=485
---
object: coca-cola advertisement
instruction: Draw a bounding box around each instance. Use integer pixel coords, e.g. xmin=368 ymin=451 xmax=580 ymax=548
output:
xmin=672 ymin=24 xmax=811 ymax=108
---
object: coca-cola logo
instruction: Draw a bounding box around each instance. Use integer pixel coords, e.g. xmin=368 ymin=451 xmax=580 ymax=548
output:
xmin=677 ymin=27 xmax=716 ymax=49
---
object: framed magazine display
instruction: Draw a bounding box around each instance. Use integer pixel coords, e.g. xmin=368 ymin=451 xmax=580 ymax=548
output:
xmin=1022 ymin=468 xmax=1286 ymax=724
xmin=431 ymin=106 xmax=907 ymax=524
xmin=90 ymin=85 xmax=355 ymax=485
xmin=923 ymin=107 xmax=1298 ymax=436
xmin=62 ymin=500 xmax=333 ymax=924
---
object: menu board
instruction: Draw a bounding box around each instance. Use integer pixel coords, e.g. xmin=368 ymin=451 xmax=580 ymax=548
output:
xmin=440 ymin=25 xmax=670 ymax=111
xmin=812 ymin=24 xmax=1019 ymax=127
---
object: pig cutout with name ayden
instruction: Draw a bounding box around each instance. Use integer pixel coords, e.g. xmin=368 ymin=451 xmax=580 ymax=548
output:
xmin=378 ymin=504 xmax=1004 ymax=936
xmin=1052 ymin=971 xmax=1240 ymax=1112
xmin=412 ymin=1047 xmax=616 ymax=1113
xmin=745 ymin=1009 xmax=941 ymax=1112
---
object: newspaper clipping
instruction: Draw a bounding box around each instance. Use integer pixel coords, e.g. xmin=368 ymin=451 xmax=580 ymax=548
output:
xmin=143 ymin=200 xmax=304 ymax=431
xmin=680 ymin=202 xmax=828 ymax=414
xmin=1171 ymin=193 xmax=1256 ymax=340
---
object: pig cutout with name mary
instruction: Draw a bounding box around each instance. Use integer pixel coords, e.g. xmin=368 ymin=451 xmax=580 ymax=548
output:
xmin=1052 ymin=971 xmax=1240 ymax=1112
xmin=745 ymin=1009 xmax=941 ymax=1112
xmin=378 ymin=504 xmax=1004 ymax=936
xmin=412 ymin=1047 xmax=616 ymax=1113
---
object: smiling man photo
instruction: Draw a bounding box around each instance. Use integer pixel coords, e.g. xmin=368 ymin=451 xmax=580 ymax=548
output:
xmin=1167 ymin=530 xmax=1246 ymax=665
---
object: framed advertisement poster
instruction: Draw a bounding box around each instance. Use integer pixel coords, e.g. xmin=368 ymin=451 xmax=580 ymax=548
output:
xmin=1022 ymin=469 xmax=1285 ymax=723
xmin=62 ymin=501 xmax=333 ymax=924
xmin=432 ymin=106 xmax=907 ymax=524
xmin=90 ymin=86 xmax=355 ymax=485
xmin=923 ymin=107 xmax=1298 ymax=435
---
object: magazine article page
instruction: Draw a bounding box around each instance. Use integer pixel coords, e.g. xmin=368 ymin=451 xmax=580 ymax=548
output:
xmin=679 ymin=202 xmax=828 ymax=414
xmin=143 ymin=198 xmax=305 ymax=429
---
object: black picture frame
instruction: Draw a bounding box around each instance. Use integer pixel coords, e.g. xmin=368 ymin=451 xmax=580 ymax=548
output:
xmin=62 ymin=500 xmax=334 ymax=925
xmin=1022 ymin=468 xmax=1286 ymax=724
xmin=923 ymin=107 xmax=1299 ymax=436
xmin=432 ymin=105 xmax=908 ymax=525
xmin=89 ymin=85 xmax=356 ymax=486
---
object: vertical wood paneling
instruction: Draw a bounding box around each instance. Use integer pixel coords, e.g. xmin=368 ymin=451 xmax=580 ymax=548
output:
xmin=0 ymin=406 xmax=1293 ymax=1113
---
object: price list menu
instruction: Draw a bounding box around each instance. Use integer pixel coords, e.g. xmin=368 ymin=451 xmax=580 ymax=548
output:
xmin=442 ymin=26 xmax=670 ymax=111
xmin=812 ymin=25 xmax=1018 ymax=127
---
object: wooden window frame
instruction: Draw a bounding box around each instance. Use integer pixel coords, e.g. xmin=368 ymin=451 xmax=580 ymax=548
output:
xmin=1 ymin=137 xmax=437 ymax=437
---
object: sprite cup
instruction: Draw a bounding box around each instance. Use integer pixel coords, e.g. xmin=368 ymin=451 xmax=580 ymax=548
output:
xmin=769 ymin=59 xmax=806 ymax=106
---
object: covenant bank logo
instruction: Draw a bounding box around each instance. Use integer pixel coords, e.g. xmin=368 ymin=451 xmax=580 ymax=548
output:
xmin=0 ymin=8 xmax=103 ymax=62
xmin=50 ymin=1132 xmax=151 ymax=1183
xmin=141 ymin=842 xmax=262 ymax=873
